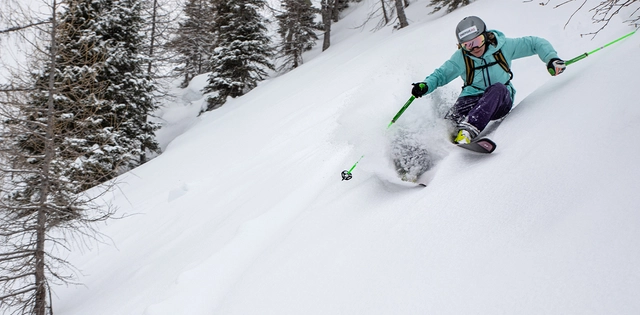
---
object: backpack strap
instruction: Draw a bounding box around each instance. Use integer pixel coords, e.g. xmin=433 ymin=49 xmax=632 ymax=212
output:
xmin=463 ymin=53 xmax=475 ymax=87
xmin=492 ymin=50 xmax=513 ymax=84
xmin=462 ymin=49 xmax=513 ymax=88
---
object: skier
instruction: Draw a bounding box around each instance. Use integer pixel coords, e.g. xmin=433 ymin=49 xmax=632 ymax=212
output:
xmin=411 ymin=16 xmax=566 ymax=144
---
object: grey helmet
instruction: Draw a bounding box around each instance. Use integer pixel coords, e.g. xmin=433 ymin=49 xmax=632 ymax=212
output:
xmin=456 ymin=16 xmax=486 ymax=43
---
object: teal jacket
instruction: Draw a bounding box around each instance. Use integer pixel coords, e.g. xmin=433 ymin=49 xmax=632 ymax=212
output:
xmin=423 ymin=30 xmax=559 ymax=101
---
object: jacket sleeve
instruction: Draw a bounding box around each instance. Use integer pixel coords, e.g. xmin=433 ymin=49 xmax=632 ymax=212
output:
xmin=423 ymin=51 xmax=465 ymax=95
xmin=505 ymin=36 xmax=559 ymax=64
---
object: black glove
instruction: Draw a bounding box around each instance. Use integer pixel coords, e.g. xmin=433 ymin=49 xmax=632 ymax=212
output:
xmin=547 ymin=58 xmax=566 ymax=76
xmin=411 ymin=82 xmax=429 ymax=98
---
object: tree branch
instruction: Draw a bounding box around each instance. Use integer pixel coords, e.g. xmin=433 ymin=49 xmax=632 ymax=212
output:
xmin=0 ymin=20 xmax=50 ymax=34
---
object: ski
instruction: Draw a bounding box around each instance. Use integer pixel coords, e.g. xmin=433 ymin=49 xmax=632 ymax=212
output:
xmin=384 ymin=178 xmax=427 ymax=188
xmin=457 ymin=137 xmax=497 ymax=154
xmin=373 ymin=173 xmax=427 ymax=188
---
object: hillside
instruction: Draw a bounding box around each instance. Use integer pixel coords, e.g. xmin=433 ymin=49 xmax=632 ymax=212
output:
xmin=53 ymin=0 xmax=640 ymax=314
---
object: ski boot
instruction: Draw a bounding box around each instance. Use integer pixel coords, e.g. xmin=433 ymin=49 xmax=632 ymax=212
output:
xmin=453 ymin=122 xmax=479 ymax=145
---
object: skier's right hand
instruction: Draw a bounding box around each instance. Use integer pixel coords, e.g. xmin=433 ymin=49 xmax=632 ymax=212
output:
xmin=411 ymin=82 xmax=429 ymax=98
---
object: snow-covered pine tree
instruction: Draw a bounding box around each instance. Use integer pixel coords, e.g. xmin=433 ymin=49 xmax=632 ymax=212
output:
xmin=96 ymin=0 xmax=160 ymax=168
xmin=275 ymin=0 xmax=319 ymax=72
xmin=428 ymin=0 xmax=471 ymax=13
xmin=201 ymin=0 xmax=274 ymax=112
xmin=169 ymin=0 xmax=217 ymax=87
xmin=23 ymin=0 xmax=119 ymax=191
xmin=19 ymin=0 xmax=159 ymax=191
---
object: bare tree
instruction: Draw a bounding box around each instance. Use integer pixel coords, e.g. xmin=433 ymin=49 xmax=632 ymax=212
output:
xmin=541 ymin=0 xmax=640 ymax=36
xmin=168 ymin=0 xmax=217 ymax=87
xmin=0 ymin=21 xmax=49 ymax=35
xmin=0 ymin=0 xmax=116 ymax=314
xmin=138 ymin=0 xmax=180 ymax=164
xmin=356 ymin=0 xmax=409 ymax=31
xmin=380 ymin=0 xmax=390 ymax=26
xmin=140 ymin=0 xmax=181 ymax=84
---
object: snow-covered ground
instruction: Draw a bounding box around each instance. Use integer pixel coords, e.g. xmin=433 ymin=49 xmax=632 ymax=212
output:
xmin=51 ymin=0 xmax=640 ymax=314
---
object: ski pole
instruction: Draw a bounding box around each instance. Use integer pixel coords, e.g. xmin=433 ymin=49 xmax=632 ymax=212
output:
xmin=341 ymin=155 xmax=363 ymax=181
xmin=549 ymin=29 xmax=637 ymax=75
xmin=341 ymin=88 xmax=422 ymax=181
xmin=388 ymin=94 xmax=417 ymax=128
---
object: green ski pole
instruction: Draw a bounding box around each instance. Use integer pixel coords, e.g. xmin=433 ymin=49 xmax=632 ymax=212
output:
xmin=388 ymin=95 xmax=417 ymax=128
xmin=549 ymin=29 xmax=637 ymax=75
xmin=341 ymin=155 xmax=363 ymax=181
xmin=341 ymin=85 xmax=423 ymax=181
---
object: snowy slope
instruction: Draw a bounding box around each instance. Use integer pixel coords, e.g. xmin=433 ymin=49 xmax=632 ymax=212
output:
xmin=53 ymin=0 xmax=640 ymax=314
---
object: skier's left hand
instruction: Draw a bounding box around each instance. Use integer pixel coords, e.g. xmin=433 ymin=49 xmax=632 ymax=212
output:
xmin=547 ymin=58 xmax=566 ymax=76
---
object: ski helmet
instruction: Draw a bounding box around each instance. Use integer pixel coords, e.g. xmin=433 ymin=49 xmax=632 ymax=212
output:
xmin=456 ymin=16 xmax=486 ymax=44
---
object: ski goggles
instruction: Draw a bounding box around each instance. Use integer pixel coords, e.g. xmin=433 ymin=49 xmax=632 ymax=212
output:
xmin=461 ymin=34 xmax=485 ymax=51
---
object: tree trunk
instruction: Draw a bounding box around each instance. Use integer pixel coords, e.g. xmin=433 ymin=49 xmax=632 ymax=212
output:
xmin=34 ymin=208 xmax=47 ymax=315
xmin=395 ymin=0 xmax=409 ymax=29
xmin=147 ymin=0 xmax=157 ymax=76
xmin=380 ymin=0 xmax=389 ymax=25
xmin=139 ymin=0 xmax=160 ymax=165
xmin=331 ymin=0 xmax=342 ymax=22
xmin=321 ymin=0 xmax=334 ymax=51
xmin=34 ymin=2 xmax=59 ymax=314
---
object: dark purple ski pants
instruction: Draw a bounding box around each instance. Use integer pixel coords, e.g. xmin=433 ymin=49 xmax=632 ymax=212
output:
xmin=450 ymin=83 xmax=513 ymax=131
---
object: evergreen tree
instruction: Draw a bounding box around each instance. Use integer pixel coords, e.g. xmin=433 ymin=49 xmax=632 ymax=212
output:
xmin=20 ymin=0 xmax=159 ymax=192
xmin=275 ymin=0 xmax=319 ymax=72
xmin=27 ymin=0 xmax=117 ymax=191
xmin=320 ymin=0 xmax=335 ymax=51
xmin=428 ymin=0 xmax=471 ymax=14
xmin=96 ymin=0 xmax=160 ymax=169
xmin=169 ymin=0 xmax=217 ymax=87
xmin=202 ymin=0 xmax=274 ymax=112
